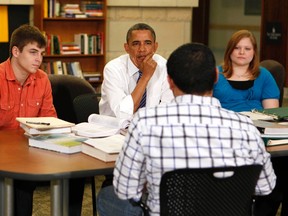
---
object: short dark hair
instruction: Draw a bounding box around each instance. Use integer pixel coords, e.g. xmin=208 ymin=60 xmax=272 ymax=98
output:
xmin=167 ymin=43 xmax=216 ymax=94
xmin=9 ymin=24 xmax=46 ymax=58
xmin=126 ymin=23 xmax=156 ymax=43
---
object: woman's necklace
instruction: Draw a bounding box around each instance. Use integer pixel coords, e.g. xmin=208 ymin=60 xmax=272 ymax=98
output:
xmin=234 ymin=71 xmax=250 ymax=79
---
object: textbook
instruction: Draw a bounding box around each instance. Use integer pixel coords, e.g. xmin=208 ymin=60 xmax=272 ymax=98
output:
xmin=82 ymin=134 xmax=125 ymax=162
xmin=267 ymin=139 xmax=288 ymax=146
xmin=28 ymin=133 xmax=87 ymax=154
xmin=253 ymin=120 xmax=288 ymax=135
xmin=266 ymin=143 xmax=288 ymax=153
xmin=72 ymin=114 xmax=131 ymax=138
xmin=16 ymin=117 xmax=75 ymax=135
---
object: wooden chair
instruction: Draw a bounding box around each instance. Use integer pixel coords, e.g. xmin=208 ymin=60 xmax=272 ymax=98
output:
xmin=159 ymin=165 xmax=262 ymax=216
xmin=260 ymin=59 xmax=286 ymax=106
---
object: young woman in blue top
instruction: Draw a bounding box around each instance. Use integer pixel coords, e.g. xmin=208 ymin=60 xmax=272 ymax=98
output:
xmin=214 ymin=30 xmax=284 ymax=216
xmin=213 ymin=29 xmax=280 ymax=112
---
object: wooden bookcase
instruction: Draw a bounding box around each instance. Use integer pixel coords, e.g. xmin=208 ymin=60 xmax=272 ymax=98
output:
xmin=33 ymin=0 xmax=106 ymax=89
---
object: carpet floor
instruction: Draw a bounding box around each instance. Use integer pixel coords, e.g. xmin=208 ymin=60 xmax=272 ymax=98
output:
xmin=32 ymin=175 xmax=105 ymax=216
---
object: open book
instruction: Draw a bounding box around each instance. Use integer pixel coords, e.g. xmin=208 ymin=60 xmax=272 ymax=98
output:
xmin=241 ymin=108 xmax=288 ymax=121
xmin=72 ymin=114 xmax=131 ymax=138
xmin=82 ymin=134 xmax=125 ymax=162
xmin=16 ymin=117 xmax=75 ymax=135
xmin=240 ymin=110 xmax=276 ymax=121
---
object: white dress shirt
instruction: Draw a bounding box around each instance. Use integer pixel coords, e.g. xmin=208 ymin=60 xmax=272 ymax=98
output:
xmin=99 ymin=54 xmax=174 ymax=119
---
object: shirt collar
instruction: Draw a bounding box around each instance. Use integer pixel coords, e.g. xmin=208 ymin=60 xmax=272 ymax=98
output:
xmin=5 ymin=58 xmax=38 ymax=85
xmin=174 ymin=94 xmax=222 ymax=108
xmin=127 ymin=55 xmax=140 ymax=77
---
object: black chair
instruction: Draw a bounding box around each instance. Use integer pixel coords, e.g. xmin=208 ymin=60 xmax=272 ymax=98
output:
xmin=260 ymin=59 xmax=286 ymax=106
xmin=160 ymin=165 xmax=262 ymax=216
xmin=72 ymin=93 xmax=100 ymax=216
xmin=48 ymin=74 xmax=97 ymax=216
xmin=48 ymin=74 xmax=96 ymax=123
xmin=73 ymin=93 xmax=100 ymax=123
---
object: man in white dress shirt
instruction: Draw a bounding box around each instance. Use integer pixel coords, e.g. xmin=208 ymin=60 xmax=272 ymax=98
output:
xmin=99 ymin=23 xmax=173 ymax=119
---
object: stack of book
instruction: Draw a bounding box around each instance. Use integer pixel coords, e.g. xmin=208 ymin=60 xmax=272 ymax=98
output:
xmin=60 ymin=4 xmax=86 ymax=18
xmin=81 ymin=1 xmax=104 ymax=17
xmin=242 ymin=107 xmax=288 ymax=149
xmin=16 ymin=117 xmax=86 ymax=154
xmin=71 ymin=114 xmax=129 ymax=161
xmin=61 ymin=42 xmax=81 ymax=55
xmin=16 ymin=117 xmax=75 ymax=135
xmin=83 ymin=72 xmax=102 ymax=82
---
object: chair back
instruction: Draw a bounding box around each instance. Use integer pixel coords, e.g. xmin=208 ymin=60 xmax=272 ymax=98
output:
xmin=73 ymin=93 xmax=100 ymax=123
xmin=48 ymin=74 xmax=96 ymax=123
xmin=160 ymin=165 xmax=262 ymax=216
xmin=260 ymin=59 xmax=286 ymax=106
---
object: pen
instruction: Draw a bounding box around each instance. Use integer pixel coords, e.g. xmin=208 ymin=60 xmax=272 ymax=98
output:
xmin=26 ymin=121 xmax=50 ymax=126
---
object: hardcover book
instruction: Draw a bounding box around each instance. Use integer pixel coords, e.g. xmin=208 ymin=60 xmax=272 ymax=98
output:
xmin=16 ymin=117 xmax=75 ymax=135
xmin=253 ymin=120 xmax=288 ymax=135
xmin=28 ymin=133 xmax=87 ymax=154
xmin=82 ymin=134 xmax=125 ymax=162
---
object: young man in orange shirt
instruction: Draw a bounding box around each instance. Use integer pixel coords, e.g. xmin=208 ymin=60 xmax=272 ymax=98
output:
xmin=0 ymin=24 xmax=57 ymax=216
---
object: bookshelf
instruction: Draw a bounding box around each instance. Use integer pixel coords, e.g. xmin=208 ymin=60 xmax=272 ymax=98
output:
xmin=33 ymin=0 xmax=106 ymax=89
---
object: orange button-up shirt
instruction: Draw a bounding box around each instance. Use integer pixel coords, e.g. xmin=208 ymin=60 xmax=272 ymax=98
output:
xmin=0 ymin=59 xmax=57 ymax=129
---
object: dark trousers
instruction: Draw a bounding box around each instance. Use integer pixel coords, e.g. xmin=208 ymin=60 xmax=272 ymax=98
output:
xmin=254 ymin=156 xmax=288 ymax=216
xmin=14 ymin=178 xmax=86 ymax=216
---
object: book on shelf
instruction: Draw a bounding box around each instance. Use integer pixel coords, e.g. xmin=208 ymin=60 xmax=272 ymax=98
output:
xmin=52 ymin=61 xmax=64 ymax=75
xmin=71 ymin=61 xmax=84 ymax=78
xmin=80 ymin=0 xmax=104 ymax=17
xmin=74 ymin=33 xmax=89 ymax=55
xmin=28 ymin=133 xmax=87 ymax=154
xmin=52 ymin=34 xmax=62 ymax=55
xmin=83 ymin=72 xmax=101 ymax=82
xmin=61 ymin=42 xmax=81 ymax=55
xmin=60 ymin=3 xmax=86 ymax=18
xmin=44 ymin=33 xmax=62 ymax=55
xmin=253 ymin=120 xmax=288 ymax=135
xmin=16 ymin=117 xmax=75 ymax=135
xmin=72 ymin=114 xmax=131 ymax=138
xmin=82 ymin=134 xmax=125 ymax=162
xmin=64 ymin=61 xmax=84 ymax=78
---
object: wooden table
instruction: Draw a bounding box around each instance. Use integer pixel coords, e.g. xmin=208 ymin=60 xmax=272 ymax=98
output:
xmin=0 ymin=129 xmax=114 ymax=216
